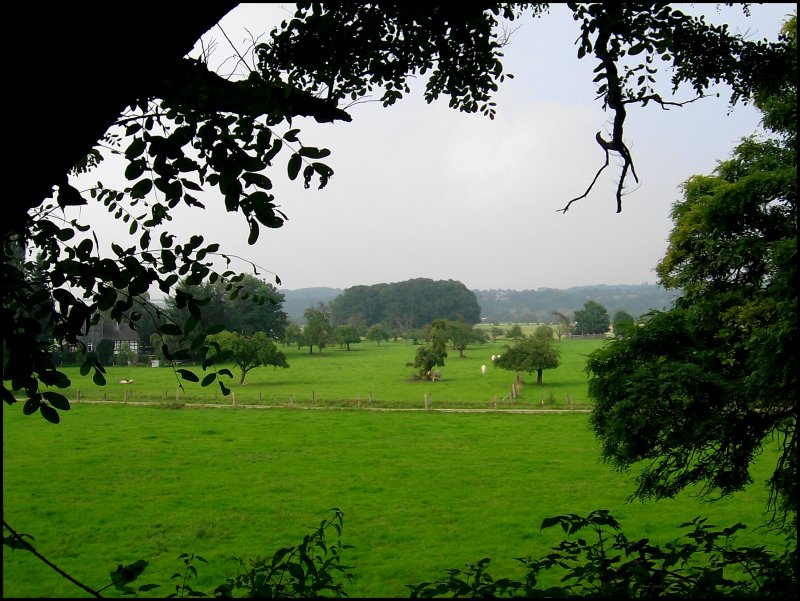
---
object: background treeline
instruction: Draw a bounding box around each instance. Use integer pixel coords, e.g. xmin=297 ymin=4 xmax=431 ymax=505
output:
xmin=281 ymin=283 xmax=677 ymax=324
xmin=328 ymin=278 xmax=481 ymax=329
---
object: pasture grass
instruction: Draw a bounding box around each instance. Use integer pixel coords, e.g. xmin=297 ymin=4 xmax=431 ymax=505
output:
xmin=3 ymin=403 xmax=785 ymax=598
xmin=50 ymin=338 xmax=606 ymax=409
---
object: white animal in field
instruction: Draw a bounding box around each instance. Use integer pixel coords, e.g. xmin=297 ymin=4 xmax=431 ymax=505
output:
xmin=481 ymin=364 xmax=487 ymax=375
xmin=428 ymin=370 xmax=442 ymax=381
xmin=491 ymin=354 xmax=497 ymax=362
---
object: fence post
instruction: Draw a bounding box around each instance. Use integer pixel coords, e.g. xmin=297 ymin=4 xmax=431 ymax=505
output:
xmin=232 ymin=391 xmax=236 ymax=407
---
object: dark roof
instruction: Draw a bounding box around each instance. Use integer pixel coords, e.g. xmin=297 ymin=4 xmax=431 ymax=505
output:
xmin=82 ymin=318 xmax=139 ymax=344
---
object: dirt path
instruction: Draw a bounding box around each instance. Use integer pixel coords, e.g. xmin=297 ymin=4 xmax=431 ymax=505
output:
xmin=71 ymin=399 xmax=591 ymax=414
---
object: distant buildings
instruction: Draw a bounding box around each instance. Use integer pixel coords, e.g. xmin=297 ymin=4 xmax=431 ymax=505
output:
xmin=81 ymin=318 xmax=139 ymax=355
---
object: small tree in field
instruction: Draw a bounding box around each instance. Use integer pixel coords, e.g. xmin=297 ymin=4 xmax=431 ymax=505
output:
xmin=333 ymin=325 xmax=361 ymax=351
xmin=208 ymin=331 xmax=288 ymax=385
xmin=413 ymin=346 xmax=446 ymax=380
xmin=506 ymin=324 xmax=525 ymax=340
xmin=449 ymin=321 xmax=486 ymax=358
xmin=497 ymin=335 xmax=561 ymax=386
xmin=551 ymin=311 xmax=573 ymax=341
xmin=366 ymin=323 xmax=389 ymax=345
xmin=303 ymin=304 xmax=333 ymax=354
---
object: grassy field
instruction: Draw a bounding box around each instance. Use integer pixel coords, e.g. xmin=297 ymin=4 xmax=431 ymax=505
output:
xmin=4 ymin=337 xmax=788 ymax=597
xmin=3 ymin=403 xmax=786 ymax=598
xmin=45 ymin=338 xmax=606 ymax=409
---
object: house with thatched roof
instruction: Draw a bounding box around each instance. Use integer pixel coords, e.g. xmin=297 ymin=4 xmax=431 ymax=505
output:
xmin=81 ymin=318 xmax=140 ymax=355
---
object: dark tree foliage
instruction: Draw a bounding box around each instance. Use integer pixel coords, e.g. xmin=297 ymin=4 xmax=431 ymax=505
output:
xmin=588 ymin=15 xmax=797 ymax=528
xmin=3 ymin=5 xmax=349 ymax=421
xmin=329 ymin=278 xmax=481 ymax=330
xmin=611 ymin=309 xmax=636 ymax=338
xmin=166 ymin=275 xmax=289 ymax=339
xmin=573 ymin=300 xmax=611 ymax=335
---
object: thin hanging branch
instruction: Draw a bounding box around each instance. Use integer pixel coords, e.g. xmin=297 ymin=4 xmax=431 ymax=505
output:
xmin=560 ymin=17 xmax=706 ymax=214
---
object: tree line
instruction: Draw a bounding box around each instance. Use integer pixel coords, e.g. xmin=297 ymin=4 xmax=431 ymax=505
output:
xmin=329 ymin=278 xmax=481 ymax=330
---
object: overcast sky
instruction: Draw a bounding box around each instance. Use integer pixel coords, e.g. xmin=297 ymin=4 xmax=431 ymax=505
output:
xmin=70 ymin=3 xmax=794 ymax=293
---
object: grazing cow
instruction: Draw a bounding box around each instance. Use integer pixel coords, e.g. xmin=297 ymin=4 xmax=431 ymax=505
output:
xmin=429 ymin=370 xmax=442 ymax=381
xmin=491 ymin=354 xmax=497 ymax=362
xmin=481 ymin=364 xmax=487 ymax=375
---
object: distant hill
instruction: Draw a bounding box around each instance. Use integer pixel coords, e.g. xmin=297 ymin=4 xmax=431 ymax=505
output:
xmin=281 ymin=287 xmax=342 ymax=323
xmin=475 ymin=284 xmax=678 ymax=323
xmin=280 ymin=283 xmax=677 ymax=324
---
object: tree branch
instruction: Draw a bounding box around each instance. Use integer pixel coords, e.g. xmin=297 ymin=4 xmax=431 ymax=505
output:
xmin=3 ymin=518 xmax=102 ymax=598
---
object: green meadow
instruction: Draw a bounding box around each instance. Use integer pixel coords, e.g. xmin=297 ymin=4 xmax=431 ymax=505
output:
xmin=3 ymin=338 xmax=787 ymax=598
xmin=48 ymin=338 xmax=606 ymax=409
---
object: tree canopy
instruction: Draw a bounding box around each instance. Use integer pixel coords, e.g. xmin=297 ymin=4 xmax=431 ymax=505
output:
xmin=302 ymin=304 xmax=334 ymax=354
xmin=496 ymin=334 xmax=561 ymax=386
xmin=587 ymin=14 xmax=796 ymax=527
xmin=329 ymin=278 xmax=481 ymax=331
xmin=166 ymin=275 xmax=289 ymax=338
xmin=207 ymin=330 xmax=288 ymax=386
xmin=573 ymin=300 xmax=611 ymax=335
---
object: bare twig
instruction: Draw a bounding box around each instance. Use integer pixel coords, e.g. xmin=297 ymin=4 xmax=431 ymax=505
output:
xmin=216 ymin=23 xmax=255 ymax=75
xmin=625 ymin=93 xmax=706 ymax=110
xmin=558 ymin=141 xmax=611 ymax=214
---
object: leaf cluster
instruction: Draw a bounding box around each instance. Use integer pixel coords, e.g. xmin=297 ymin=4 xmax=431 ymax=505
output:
xmin=408 ymin=510 xmax=798 ymax=598
xmin=3 ymin=36 xmax=349 ymax=421
xmin=258 ymin=3 xmax=538 ymax=118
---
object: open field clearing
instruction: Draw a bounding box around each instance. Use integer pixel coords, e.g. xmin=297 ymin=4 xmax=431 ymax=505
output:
xmin=3 ymin=403 xmax=784 ymax=598
xmin=43 ymin=339 xmax=606 ymax=410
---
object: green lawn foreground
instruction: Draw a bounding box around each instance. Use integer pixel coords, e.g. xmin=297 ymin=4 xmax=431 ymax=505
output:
xmin=3 ymin=403 xmax=784 ymax=598
xmin=48 ymin=338 xmax=606 ymax=409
